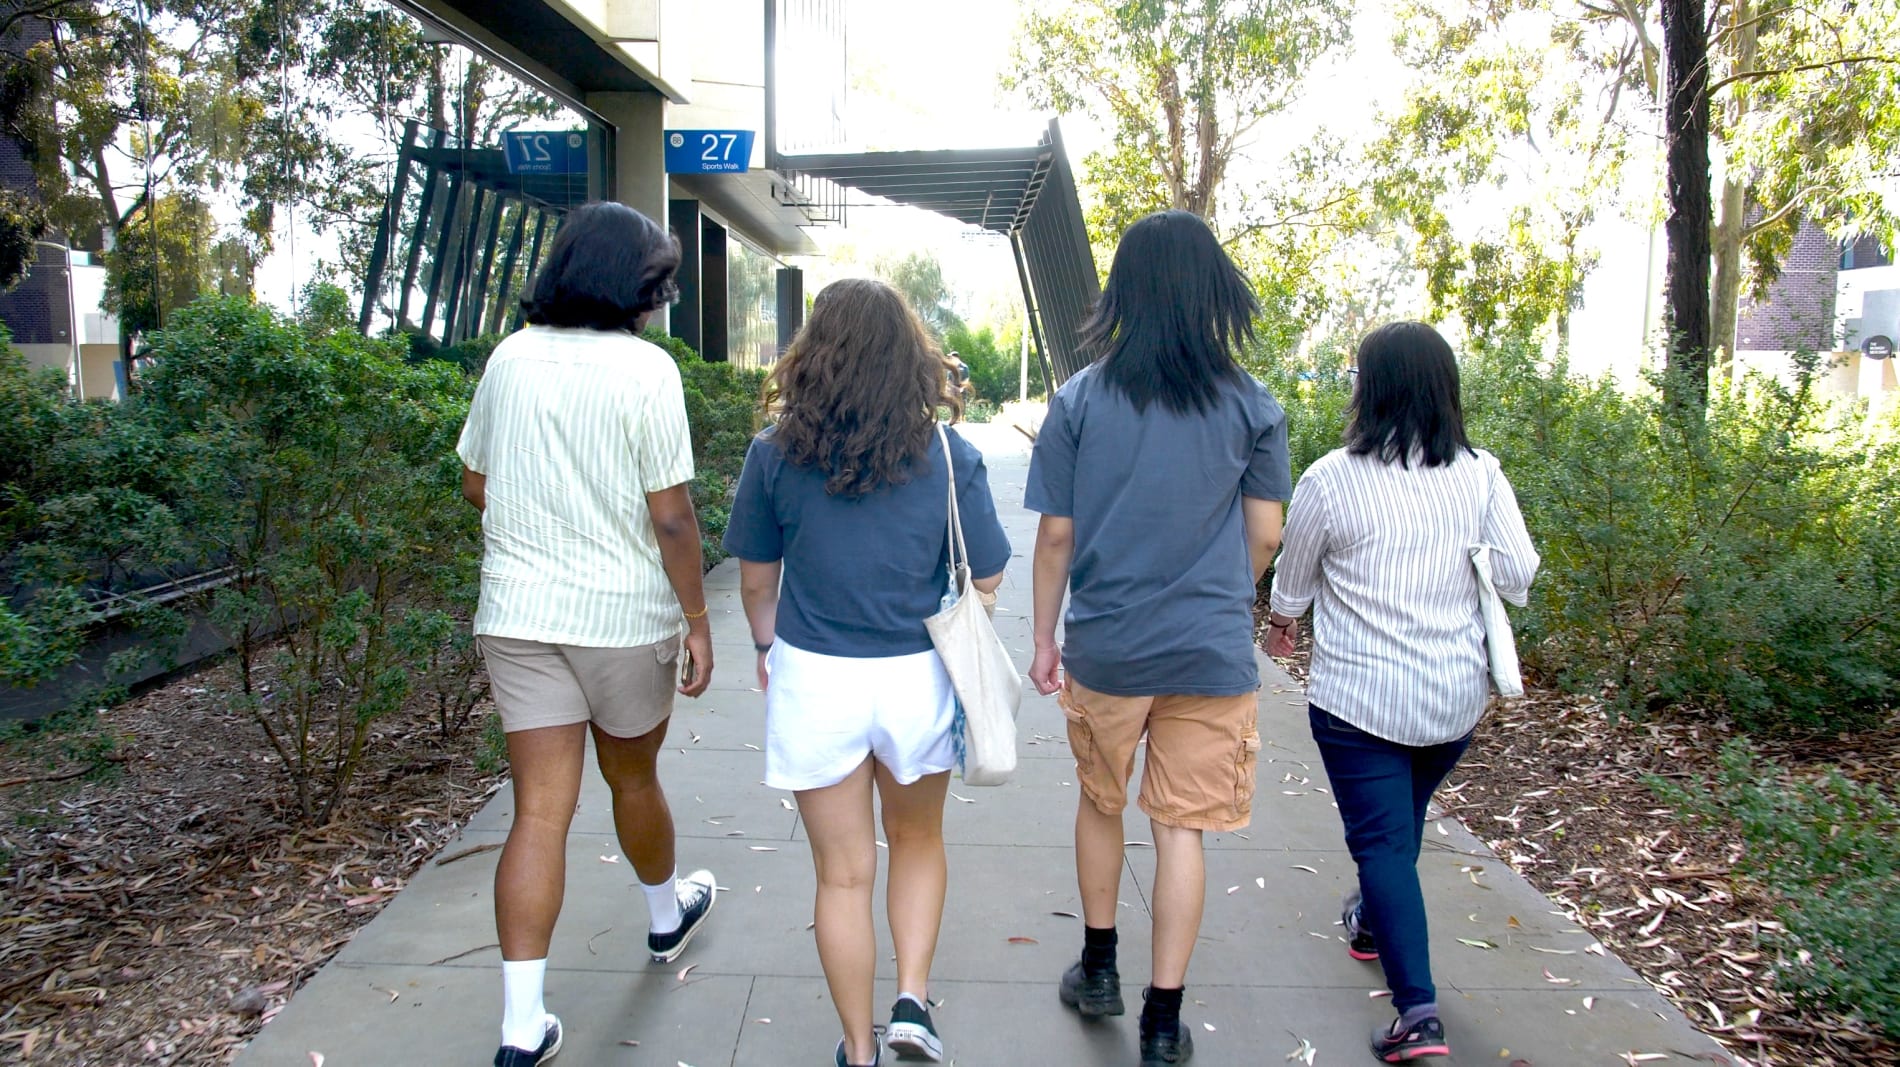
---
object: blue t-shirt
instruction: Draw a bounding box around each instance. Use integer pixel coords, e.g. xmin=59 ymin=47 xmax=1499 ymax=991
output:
xmin=723 ymin=426 xmax=1013 ymax=658
xmin=1024 ymin=364 xmax=1293 ymax=696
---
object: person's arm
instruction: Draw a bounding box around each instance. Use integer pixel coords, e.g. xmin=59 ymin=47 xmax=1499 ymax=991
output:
xmin=461 ymin=466 xmax=485 ymax=512
xmin=1265 ymin=469 xmax=1329 ymax=657
xmin=1030 ymin=514 xmax=1074 ymax=695
xmin=739 ymin=559 xmax=782 ymax=690
xmin=1482 ymin=462 xmax=1542 ymax=606
xmin=646 ymin=482 xmax=712 ymax=697
xmin=1242 ymin=497 xmax=1283 ymax=583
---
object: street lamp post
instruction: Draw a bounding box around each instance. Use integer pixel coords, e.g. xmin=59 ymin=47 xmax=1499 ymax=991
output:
xmin=33 ymin=239 xmax=82 ymax=399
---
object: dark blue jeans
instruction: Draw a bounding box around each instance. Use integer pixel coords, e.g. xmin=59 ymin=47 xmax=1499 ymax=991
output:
xmin=1309 ymin=705 xmax=1472 ymax=1013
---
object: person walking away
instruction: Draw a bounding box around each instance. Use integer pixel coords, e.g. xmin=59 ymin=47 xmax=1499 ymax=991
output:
xmin=457 ymin=202 xmax=721 ymax=1067
xmin=724 ymin=279 xmax=1011 ymax=1067
xmin=1025 ymin=210 xmax=1292 ymax=1067
xmin=1264 ymin=321 xmax=1539 ymax=1062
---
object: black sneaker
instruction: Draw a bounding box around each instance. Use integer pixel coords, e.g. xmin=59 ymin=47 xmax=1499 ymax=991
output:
xmin=834 ymin=1031 xmax=883 ymax=1066
xmin=1344 ymin=891 xmax=1379 ymax=961
xmin=493 ymin=1015 xmax=562 ymax=1066
xmin=885 ymin=996 xmax=942 ymax=1062
xmin=647 ymin=868 xmax=717 ymax=963
xmin=1138 ymin=1012 xmax=1194 ymax=1066
xmin=1369 ymin=1015 xmax=1451 ymax=1062
xmin=1058 ymin=960 xmax=1125 ymax=1017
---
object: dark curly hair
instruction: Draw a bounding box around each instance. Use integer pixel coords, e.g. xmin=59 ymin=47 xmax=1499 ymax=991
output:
xmin=764 ymin=277 xmax=964 ymax=498
xmin=520 ymin=201 xmax=680 ymax=332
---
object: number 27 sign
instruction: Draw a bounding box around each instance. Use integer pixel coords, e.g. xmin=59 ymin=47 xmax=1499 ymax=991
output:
xmin=665 ymin=130 xmax=756 ymax=174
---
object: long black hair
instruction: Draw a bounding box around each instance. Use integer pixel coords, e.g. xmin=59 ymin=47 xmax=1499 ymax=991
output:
xmin=520 ymin=202 xmax=681 ymax=332
xmin=1345 ymin=321 xmax=1477 ymax=468
xmin=1079 ymin=210 xmax=1259 ymax=414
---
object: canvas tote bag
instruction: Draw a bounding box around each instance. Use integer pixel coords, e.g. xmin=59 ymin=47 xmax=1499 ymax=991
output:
xmin=1470 ymin=461 xmax=1525 ymax=698
xmin=923 ymin=423 xmax=1022 ymax=785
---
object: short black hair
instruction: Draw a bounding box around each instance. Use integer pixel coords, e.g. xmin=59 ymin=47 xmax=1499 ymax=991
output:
xmin=1080 ymin=210 xmax=1258 ymax=414
xmin=1345 ymin=321 xmax=1477 ymax=468
xmin=519 ymin=202 xmax=680 ymax=332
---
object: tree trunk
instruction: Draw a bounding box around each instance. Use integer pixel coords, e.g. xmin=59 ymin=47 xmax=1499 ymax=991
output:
xmin=1709 ymin=0 xmax=1758 ymax=380
xmin=1711 ymin=176 xmax=1746 ymax=376
xmin=1661 ymin=0 xmax=1713 ymax=412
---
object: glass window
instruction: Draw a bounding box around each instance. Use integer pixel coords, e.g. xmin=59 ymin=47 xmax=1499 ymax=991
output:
xmin=728 ymin=238 xmax=780 ymax=369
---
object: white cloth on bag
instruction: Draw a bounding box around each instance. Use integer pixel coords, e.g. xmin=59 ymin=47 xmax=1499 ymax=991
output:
xmin=763 ymin=639 xmax=958 ymax=792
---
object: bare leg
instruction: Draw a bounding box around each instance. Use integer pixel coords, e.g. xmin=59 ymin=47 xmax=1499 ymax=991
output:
xmin=799 ymin=757 xmax=880 ymax=1066
xmin=591 ymin=720 xmax=675 ymax=885
xmin=876 ymin=764 xmax=950 ymax=997
xmin=495 ymin=723 xmax=588 ymax=960
xmin=1148 ymin=820 xmax=1205 ymax=988
xmin=1075 ymin=793 xmax=1125 ymax=928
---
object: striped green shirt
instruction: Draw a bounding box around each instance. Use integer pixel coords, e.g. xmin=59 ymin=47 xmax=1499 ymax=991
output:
xmin=457 ymin=326 xmax=696 ymax=648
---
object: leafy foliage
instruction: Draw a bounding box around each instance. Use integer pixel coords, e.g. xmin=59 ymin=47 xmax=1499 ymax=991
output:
xmin=134 ymin=289 xmax=482 ymax=823
xmin=0 ymin=188 xmax=48 ymax=292
xmin=1264 ymin=341 xmax=1898 ymax=734
xmin=945 ymin=323 xmax=1034 ymax=404
xmin=1659 ymin=741 xmax=1900 ymax=1035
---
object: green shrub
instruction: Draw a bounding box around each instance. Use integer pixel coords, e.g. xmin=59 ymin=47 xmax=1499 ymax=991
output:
xmin=946 ymin=323 xmax=1039 ymax=403
xmin=143 ymin=290 xmax=483 ymax=823
xmin=963 ymin=398 xmax=999 ymax=424
xmin=1658 ymin=740 xmax=1900 ymax=1035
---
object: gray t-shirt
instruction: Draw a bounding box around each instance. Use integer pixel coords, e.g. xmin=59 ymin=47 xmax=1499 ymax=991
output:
xmin=1024 ymin=364 xmax=1292 ymax=696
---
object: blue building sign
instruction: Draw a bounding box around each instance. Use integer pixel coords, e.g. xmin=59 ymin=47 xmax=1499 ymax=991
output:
xmin=664 ymin=129 xmax=756 ymax=174
xmin=504 ymin=130 xmax=588 ymax=175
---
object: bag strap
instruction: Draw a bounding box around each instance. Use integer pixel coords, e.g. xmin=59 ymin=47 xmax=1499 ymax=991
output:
xmin=935 ymin=422 xmax=969 ymax=578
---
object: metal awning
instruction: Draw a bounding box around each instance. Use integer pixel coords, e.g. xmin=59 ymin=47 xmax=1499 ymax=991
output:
xmin=776 ymin=121 xmax=1101 ymax=387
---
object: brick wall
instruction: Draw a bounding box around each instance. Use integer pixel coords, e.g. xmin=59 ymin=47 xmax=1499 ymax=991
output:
xmin=0 ymin=16 xmax=72 ymax=346
xmin=1736 ymin=217 xmax=1840 ymax=352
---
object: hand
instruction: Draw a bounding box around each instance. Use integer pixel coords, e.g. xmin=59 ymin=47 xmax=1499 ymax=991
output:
xmin=1266 ymin=619 xmax=1298 ymax=659
xmin=755 ymin=648 xmax=770 ymax=692
xmin=1029 ymin=639 xmax=1063 ymax=696
xmin=678 ymin=627 xmax=713 ymax=697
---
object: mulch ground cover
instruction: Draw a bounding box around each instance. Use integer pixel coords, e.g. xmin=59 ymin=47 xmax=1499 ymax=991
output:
xmin=0 ymin=655 xmax=504 ymax=1065
xmin=1255 ymin=600 xmax=1900 ymax=1066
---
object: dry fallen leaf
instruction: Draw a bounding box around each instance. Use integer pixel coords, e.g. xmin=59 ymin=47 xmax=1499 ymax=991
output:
xmin=1284 ymin=1034 xmax=1318 ymax=1065
xmin=748 ymin=846 xmax=778 ymax=852
xmin=677 ymin=963 xmax=698 ymax=982
xmin=1008 ymin=936 xmax=1040 ymax=945
xmin=1203 ymin=1022 xmax=1217 ymax=1032
xmin=1457 ymin=937 xmax=1498 ymax=950
xmin=780 ymin=798 xmax=795 ymax=810
xmin=1255 ymin=877 xmax=1267 ymax=889
xmin=1290 ymin=864 xmax=1318 ymax=874
xmin=1226 ymin=885 xmax=1240 ymax=894
xmin=950 ymin=793 xmax=976 ymax=804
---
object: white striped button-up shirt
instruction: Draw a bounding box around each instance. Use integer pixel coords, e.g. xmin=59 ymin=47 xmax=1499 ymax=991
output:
xmin=457 ymin=326 xmax=695 ymax=648
xmin=1269 ymin=447 xmax=1540 ymax=745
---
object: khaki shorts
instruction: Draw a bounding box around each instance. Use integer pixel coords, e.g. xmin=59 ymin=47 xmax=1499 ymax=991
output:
xmin=1060 ymin=679 xmax=1261 ymax=832
xmin=479 ymin=635 xmax=678 ymax=738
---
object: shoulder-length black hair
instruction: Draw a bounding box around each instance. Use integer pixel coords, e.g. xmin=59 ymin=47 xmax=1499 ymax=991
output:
xmin=1079 ymin=209 xmax=1259 ymax=414
xmin=519 ymin=201 xmax=681 ymax=332
xmin=1345 ymin=321 xmax=1477 ymax=468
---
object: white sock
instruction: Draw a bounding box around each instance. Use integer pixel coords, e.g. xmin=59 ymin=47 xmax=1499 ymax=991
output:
xmin=643 ymin=870 xmax=682 ymax=935
xmin=500 ymin=958 xmax=548 ymax=1051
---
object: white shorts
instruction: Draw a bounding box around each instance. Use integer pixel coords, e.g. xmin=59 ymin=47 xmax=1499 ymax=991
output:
xmin=764 ymin=639 xmax=958 ymax=792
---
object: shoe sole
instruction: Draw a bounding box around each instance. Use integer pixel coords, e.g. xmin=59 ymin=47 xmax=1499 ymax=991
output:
xmin=542 ymin=1019 xmax=564 ymax=1064
xmin=1379 ymin=1045 xmax=1450 ymax=1062
xmin=1348 ymin=947 xmax=1381 ymax=961
xmin=1058 ymin=984 xmax=1125 ymax=1017
xmin=648 ymin=888 xmax=717 ymax=964
xmin=885 ymin=1022 xmax=943 ymax=1062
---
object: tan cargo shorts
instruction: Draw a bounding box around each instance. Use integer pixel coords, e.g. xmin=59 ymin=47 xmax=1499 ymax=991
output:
xmin=1060 ymin=679 xmax=1262 ymax=832
xmin=478 ymin=634 xmax=678 ymax=738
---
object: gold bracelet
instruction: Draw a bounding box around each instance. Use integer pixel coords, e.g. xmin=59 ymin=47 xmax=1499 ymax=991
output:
xmin=682 ymin=604 xmax=709 ymax=620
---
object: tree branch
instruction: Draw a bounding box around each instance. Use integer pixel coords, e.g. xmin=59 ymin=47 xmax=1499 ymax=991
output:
xmin=1740 ymin=186 xmax=1823 ymax=238
xmin=1708 ymin=55 xmax=1897 ymax=94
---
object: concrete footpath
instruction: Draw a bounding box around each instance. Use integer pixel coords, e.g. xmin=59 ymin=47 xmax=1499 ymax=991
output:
xmin=237 ymin=424 xmax=1729 ymax=1066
